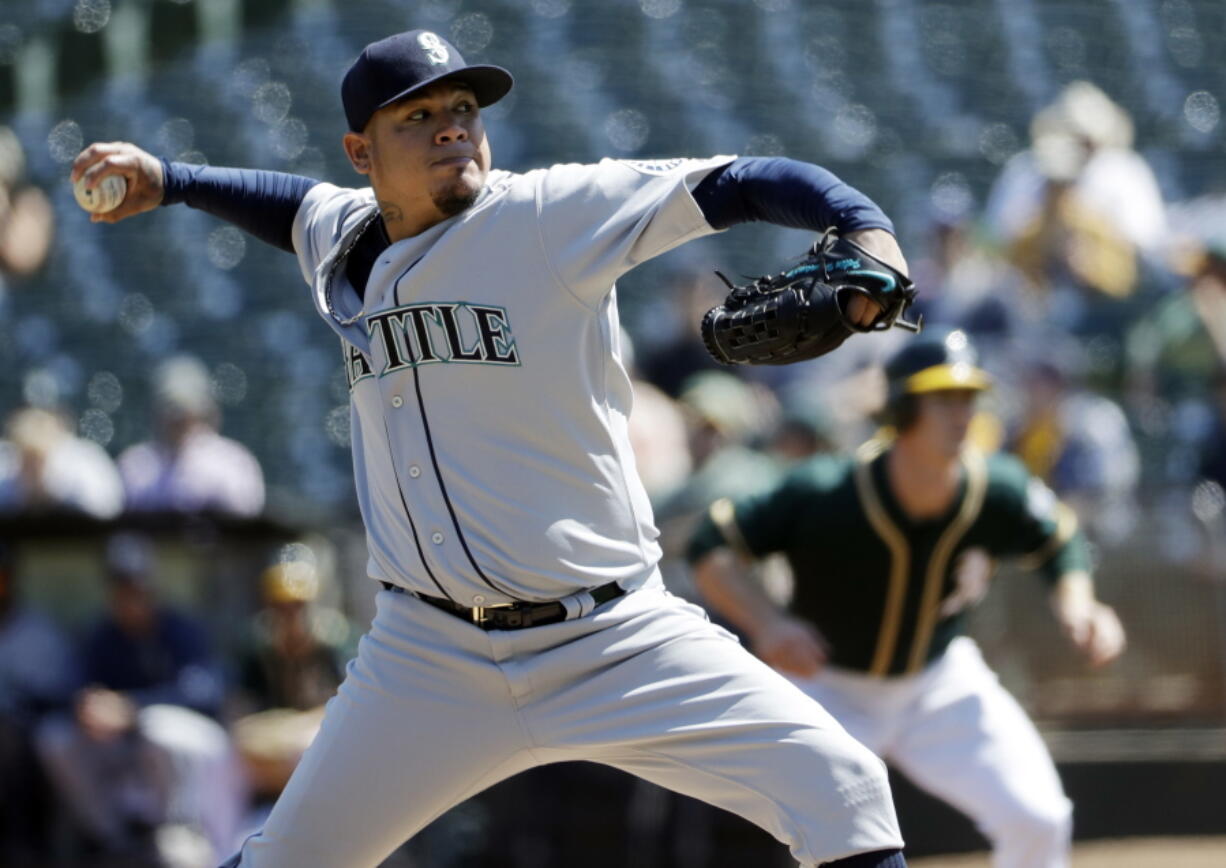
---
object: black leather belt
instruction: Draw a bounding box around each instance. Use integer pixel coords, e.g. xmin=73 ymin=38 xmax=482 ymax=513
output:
xmin=381 ymin=581 xmax=625 ymax=630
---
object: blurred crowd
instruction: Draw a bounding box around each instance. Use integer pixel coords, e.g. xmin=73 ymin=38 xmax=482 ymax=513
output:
xmin=1 ymin=131 xmax=340 ymax=864
xmin=0 ymin=532 xmax=357 ymax=868
xmin=1 ymin=80 xmax=1225 ymax=867
xmin=631 ymin=81 xmax=1226 ymax=574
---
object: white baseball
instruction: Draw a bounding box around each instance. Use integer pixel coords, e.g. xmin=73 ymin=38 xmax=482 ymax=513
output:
xmin=73 ymin=174 xmax=127 ymax=214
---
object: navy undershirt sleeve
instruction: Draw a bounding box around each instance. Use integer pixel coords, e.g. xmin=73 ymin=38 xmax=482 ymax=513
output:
xmin=160 ymin=159 xmax=319 ymax=253
xmin=692 ymin=156 xmax=894 ymax=235
xmin=160 ymin=160 xmax=390 ymax=294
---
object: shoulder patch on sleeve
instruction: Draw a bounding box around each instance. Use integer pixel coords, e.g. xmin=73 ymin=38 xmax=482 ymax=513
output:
xmin=616 ymin=158 xmax=688 ymax=175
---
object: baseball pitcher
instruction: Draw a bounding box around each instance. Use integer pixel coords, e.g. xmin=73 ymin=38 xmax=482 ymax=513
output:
xmin=73 ymin=29 xmax=919 ymax=868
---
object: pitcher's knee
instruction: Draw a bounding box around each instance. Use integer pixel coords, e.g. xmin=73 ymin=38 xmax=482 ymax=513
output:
xmin=834 ymin=733 xmax=893 ymax=803
xmin=781 ymin=725 xmax=892 ymax=807
xmin=785 ymin=733 xmax=902 ymax=864
xmin=988 ymin=794 xmax=1072 ymax=858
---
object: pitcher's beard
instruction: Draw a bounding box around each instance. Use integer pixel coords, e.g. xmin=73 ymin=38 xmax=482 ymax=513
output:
xmin=432 ymin=181 xmax=480 ymax=218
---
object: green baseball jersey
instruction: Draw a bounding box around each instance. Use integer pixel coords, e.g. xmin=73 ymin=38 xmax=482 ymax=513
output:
xmin=687 ymin=440 xmax=1090 ymax=677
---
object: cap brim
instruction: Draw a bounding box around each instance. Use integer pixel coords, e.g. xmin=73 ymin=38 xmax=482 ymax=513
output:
xmin=374 ymin=65 xmax=514 ymax=115
xmin=905 ymin=363 xmax=993 ymax=394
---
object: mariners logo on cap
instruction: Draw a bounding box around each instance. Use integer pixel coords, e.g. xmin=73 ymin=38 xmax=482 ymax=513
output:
xmin=418 ymin=32 xmax=449 ymax=65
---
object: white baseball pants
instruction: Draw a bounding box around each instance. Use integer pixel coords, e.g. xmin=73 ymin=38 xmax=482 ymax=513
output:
xmin=227 ymin=582 xmax=903 ymax=867
xmin=795 ymin=638 xmax=1072 ymax=868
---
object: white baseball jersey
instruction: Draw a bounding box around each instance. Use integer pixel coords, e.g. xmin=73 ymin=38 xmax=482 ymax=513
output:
xmin=226 ymin=155 xmax=907 ymax=868
xmin=292 ymin=156 xmax=734 ymax=604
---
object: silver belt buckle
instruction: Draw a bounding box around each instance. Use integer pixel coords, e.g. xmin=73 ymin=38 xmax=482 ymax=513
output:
xmin=472 ymin=602 xmax=514 ymax=625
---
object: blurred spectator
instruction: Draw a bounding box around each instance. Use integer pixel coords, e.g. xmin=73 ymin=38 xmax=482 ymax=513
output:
xmin=35 ymin=534 xmax=245 ymax=865
xmin=1006 ymin=172 xmax=1138 ymax=303
xmin=231 ymin=561 xmax=353 ymax=803
xmin=0 ymin=125 xmax=54 ymax=283
xmin=1125 ymin=261 xmax=1226 ymax=404
xmin=776 ymin=326 xmax=911 ymax=451
xmin=986 ymin=82 xmax=1171 ymax=347
xmin=119 ymin=356 xmax=265 ymax=516
xmin=628 ymin=377 xmax=693 ymax=504
xmin=985 ymin=81 xmax=1166 ymax=255
xmin=1177 ymin=241 xmax=1226 ymax=364
xmin=635 ymin=269 xmax=727 ymax=398
xmin=765 ymin=399 xmax=839 ymax=464
xmin=1164 ymin=196 xmax=1226 ymax=365
xmin=1199 ymin=368 xmax=1226 ymax=493
xmin=1190 ymin=369 xmax=1226 ymax=574
xmin=1009 ymin=358 xmax=1140 ymax=547
xmin=0 ymin=406 xmax=124 ymax=519
xmin=0 ymin=542 xmax=76 ymax=865
xmin=652 ymin=372 xmax=782 ymax=539
xmin=910 ymin=215 xmax=1028 ymax=339
xmin=623 ymin=328 xmax=693 ymax=504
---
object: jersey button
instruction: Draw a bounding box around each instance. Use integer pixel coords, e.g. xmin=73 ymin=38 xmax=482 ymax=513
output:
xmin=431 ymin=532 xmax=444 ymax=545
xmin=408 ymin=465 xmax=421 ymax=478
xmin=391 ymin=396 xmax=403 ymax=408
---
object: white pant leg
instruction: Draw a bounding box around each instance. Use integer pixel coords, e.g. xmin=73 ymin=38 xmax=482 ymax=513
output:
xmin=229 ymin=590 xmax=541 ymax=868
xmin=790 ymin=669 xmax=904 ymax=760
xmin=887 ymin=639 xmax=1072 ymax=868
xmin=514 ymin=588 xmax=904 ymax=867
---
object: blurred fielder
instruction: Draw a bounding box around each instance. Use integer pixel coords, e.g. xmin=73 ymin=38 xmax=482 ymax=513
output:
xmin=689 ymin=328 xmax=1125 ymax=868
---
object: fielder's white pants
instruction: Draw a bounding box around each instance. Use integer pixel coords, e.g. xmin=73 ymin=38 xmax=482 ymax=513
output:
xmin=229 ymin=582 xmax=903 ymax=867
xmin=795 ymin=638 xmax=1072 ymax=868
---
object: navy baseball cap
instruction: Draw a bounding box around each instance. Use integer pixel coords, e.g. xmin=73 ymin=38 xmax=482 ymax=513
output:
xmin=342 ymin=29 xmax=513 ymax=132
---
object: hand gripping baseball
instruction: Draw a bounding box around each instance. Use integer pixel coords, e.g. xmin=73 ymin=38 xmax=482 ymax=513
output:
xmin=71 ymin=142 xmax=165 ymax=223
xmin=700 ymin=228 xmax=921 ymax=366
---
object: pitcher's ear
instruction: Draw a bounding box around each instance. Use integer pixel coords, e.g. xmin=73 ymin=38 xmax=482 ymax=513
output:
xmin=343 ymin=132 xmax=371 ymax=174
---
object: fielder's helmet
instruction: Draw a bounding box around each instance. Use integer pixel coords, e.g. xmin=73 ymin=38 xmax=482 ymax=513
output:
xmin=881 ymin=328 xmax=992 ymax=427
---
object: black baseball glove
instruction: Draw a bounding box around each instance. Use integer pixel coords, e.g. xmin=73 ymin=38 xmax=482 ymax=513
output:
xmin=700 ymin=230 xmax=921 ymax=366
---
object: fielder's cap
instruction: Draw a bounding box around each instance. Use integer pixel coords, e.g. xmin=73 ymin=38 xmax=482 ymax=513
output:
xmin=342 ymin=29 xmax=514 ymax=133
xmin=885 ymin=328 xmax=992 ymax=404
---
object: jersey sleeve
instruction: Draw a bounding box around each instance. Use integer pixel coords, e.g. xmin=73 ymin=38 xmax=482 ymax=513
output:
xmin=536 ymin=156 xmax=736 ymax=306
xmin=986 ymin=454 xmax=1091 ymax=582
xmin=160 ymin=161 xmax=318 ymax=253
xmin=290 ymin=182 xmax=377 ymax=285
xmin=686 ymin=466 xmax=822 ymax=564
xmin=692 ymin=157 xmax=894 ymax=233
